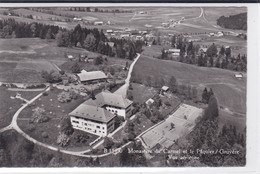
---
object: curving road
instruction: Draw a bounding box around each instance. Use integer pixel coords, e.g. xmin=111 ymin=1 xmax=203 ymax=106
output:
xmin=0 ymin=53 xmax=142 ymax=158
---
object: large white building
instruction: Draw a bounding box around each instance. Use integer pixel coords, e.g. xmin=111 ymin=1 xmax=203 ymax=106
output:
xmin=69 ymin=91 xmax=133 ymax=136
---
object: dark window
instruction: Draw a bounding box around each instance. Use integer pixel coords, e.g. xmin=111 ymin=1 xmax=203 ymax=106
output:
xmin=96 ymin=125 xmax=100 ymax=128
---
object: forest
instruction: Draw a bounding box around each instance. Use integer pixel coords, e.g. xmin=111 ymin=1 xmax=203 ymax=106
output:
xmin=217 ymin=12 xmax=247 ymax=30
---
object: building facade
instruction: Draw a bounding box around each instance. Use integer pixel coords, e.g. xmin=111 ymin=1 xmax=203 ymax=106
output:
xmin=69 ymin=91 xmax=133 ymax=136
xmin=70 ymin=115 xmax=115 ymax=137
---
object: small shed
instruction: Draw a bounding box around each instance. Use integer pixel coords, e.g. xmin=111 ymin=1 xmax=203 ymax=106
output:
xmin=145 ymin=98 xmax=155 ymax=107
xmin=67 ymin=55 xmax=74 ymax=60
xmin=161 ymin=86 xmax=169 ymax=94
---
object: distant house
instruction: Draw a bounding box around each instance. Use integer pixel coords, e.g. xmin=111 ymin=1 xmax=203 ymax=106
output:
xmin=69 ymin=91 xmax=133 ymax=136
xmin=199 ymin=48 xmax=207 ymax=55
xmin=67 ymin=55 xmax=74 ymax=60
xmin=234 ymin=73 xmax=243 ymax=80
xmin=216 ymin=31 xmax=224 ymax=37
xmin=94 ymin=21 xmax=103 ymax=25
xmin=209 ymin=33 xmax=215 ymax=37
xmin=168 ymin=49 xmax=180 ymax=57
xmin=162 ymin=23 xmax=170 ymax=27
xmin=139 ymin=11 xmax=146 ymax=14
xmin=73 ymin=17 xmax=82 ymax=21
xmin=120 ymin=34 xmax=130 ymax=38
xmin=106 ymin=29 xmax=113 ymax=33
xmin=105 ymin=42 xmax=115 ymax=47
xmin=145 ymin=24 xmax=152 ymax=28
xmin=161 ymin=86 xmax=169 ymax=94
xmin=77 ymin=70 xmax=108 ymax=84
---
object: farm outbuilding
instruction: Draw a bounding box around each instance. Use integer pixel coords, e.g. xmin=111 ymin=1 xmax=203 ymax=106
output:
xmin=77 ymin=70 xmax=108 ymax=84
xmin=161 ymin=86 xmax=169 ymax=95
xmin=235 ymin=73 xmax=243 ymax=80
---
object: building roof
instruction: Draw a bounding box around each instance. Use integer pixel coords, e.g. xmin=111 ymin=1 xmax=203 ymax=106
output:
xmin=162 ymin=86 xmax=169 ymax=91
xmin=235 ymin=74 xmax=243 ymax=78
xmin=85 ymin=91 xmax=133 ymax=109
xmin=67 ymin=55 xmax=74 ymax=59
xmin=200 ymin=48 xmax=207 ymax=53
xmin=69 ymin=104 xmax=115 ymax=123
xmin=168 ymin=49 xmax=180 ymax=53
xmin=145 ymin=98 xmax=155 ymax=105
xmin=77 ymin=70 xmax=107 ymax=82
xmin=105 ymin=42 xmax=115 ymax=47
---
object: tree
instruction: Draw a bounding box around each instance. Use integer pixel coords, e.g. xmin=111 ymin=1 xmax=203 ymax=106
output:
xmin=57 ymin=132 xmax=70 ymax=147
xmin=103 ymin=137 xmax=114 ymax=149
xmin=225 ymin=46 xmax=231 ymax=58
xmin=56 ymin=30 xmax=71 ymax=47
xmin=202 ymin=87 xmax=209 ymax=104
xmin=204 ymin=95 xmax=219 ymax=120
xmin=31 ymin=107 xmax=49 ymax=123
xmin=206 ymin=43 xmax=218 ymax=57
xmin=45 ymin=28 xmax=52 ymax=39
xmin=219 ymin=46 xmax=225 ymax=56
xmin=71 ymin=62 xmax=81 ymax=73
xmin=94 ymin=56 xmax=103 ymax=65
xmin=209 ymin=56 xmax=214 ymax=67
xmin=187 ymin=41 xmax=194 ymax=55
xmin=83 ymin=33 xmax=96 ymax=51
xmin=171 ymin=35 xmax=176 ymax=47
xmin=60 ymin=117 xmax=74 ymax=135
xmin=169 ymin=76 xmax=178 ymax=93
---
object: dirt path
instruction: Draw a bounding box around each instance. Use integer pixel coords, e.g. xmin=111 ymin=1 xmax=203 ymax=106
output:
xmin=114 ymin=53 xmax=140 ymax=97
xmin=7 ymin=88 xmax=45 ymax=92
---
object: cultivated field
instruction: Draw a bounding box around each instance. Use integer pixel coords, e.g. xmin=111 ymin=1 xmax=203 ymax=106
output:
xmin=132 ymin=55 xmax=246 ymax=115
xmin=141 ymin=104 xmax=203 ymax=150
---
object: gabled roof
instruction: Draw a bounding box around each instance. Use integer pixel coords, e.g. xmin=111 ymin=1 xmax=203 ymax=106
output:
xmin=145 ymin=98 xmax=155 ymax=105
xmin=77 ymin=70 xmax=107 ymax=82
xmin=168 ymin=49 xmax=180 ymax=53
xmin=69 ymin=104 xmax=115 ymax=123
xmin=162 ymin=86 xmax=169 ymax=91
xmin=85 ymin=91 xmax=133 ymax=109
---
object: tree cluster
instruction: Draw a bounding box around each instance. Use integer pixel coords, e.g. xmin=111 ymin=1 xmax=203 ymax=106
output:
xmin=217 ymin=13 xmax=247 ymax=30
xmin=56 ymin=24 xmax=142 ymax=60
xmin=161 ymin=36 xmax=247 ymax=72
xmin=119 ymin=141 xmax=147 ymax=167
xmin=0 ymin=18 xmax=61 ymax=39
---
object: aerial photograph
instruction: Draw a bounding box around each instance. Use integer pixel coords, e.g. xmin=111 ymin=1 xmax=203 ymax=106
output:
xmin=0 ymin=6 xmax=247 ymax=167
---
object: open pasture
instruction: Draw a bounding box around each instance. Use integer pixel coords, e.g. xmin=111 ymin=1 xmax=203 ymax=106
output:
xmin=0 ymin=38 xmax=90 ymax=83
xmin=132 ymin=55 xmax=246 ymax=114
xmin=141 ymin=104 xmax=203 ymax=150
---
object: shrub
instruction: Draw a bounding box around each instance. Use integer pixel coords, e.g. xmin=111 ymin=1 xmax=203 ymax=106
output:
xmin=72 ymin=132 xmax=90 ymax=143
xmin=57 ymin=132 xmax=70 ymax=147
xmin=42 ymin=132 xmax=48 ymax=138
xmin=42 ymin=92 xmax=49 ymax=96
xmin=31 ymin=107 xmax=49 ymax=123
xmin=57 ymin=91 xmax=72 ymax=103
xmin=103 ymin=137 xmax=115 ymax=149
xmin=60 ymin=117 xmax=74 ymax=135
xmin=57 ymin=91 xmax=78 ymax=103
xmin=27 ymin=124 xmax=36 ymax=132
